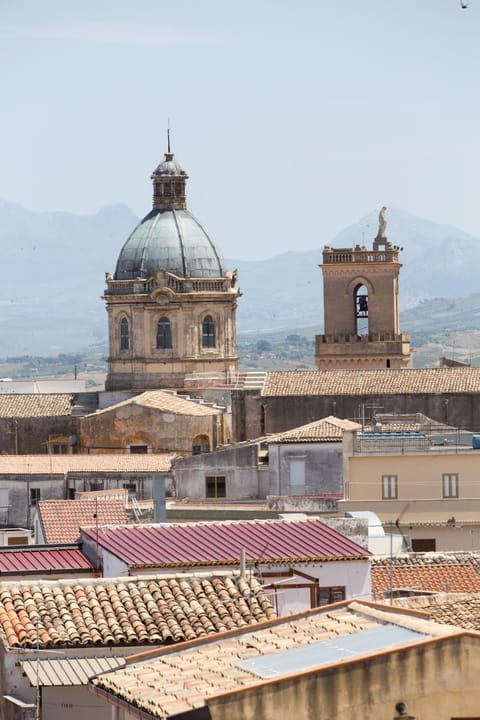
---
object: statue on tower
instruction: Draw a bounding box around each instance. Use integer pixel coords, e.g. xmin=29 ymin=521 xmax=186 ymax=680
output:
xmin=376 ymin=206 xmax=388 ymax=240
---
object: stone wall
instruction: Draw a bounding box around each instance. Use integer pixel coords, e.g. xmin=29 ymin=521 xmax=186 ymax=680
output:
xmin=233 ymin=389 xmax=480 ymax=440
xmin=0 ymin=416 xmax=78 ymax=454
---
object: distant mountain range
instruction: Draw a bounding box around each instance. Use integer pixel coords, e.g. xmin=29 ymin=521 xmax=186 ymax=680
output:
xmin=1 ymin=200 xmax=479 ymax=355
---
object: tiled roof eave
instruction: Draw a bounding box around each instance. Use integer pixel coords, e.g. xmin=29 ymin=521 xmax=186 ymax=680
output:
xmin=129 ymin=554 xmax=370 ymax=569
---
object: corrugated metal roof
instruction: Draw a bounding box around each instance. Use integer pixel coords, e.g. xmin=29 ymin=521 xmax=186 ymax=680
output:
xmin=21 ymin=656 xmax=126 ymax=686
xmin=0 ymin=547 xmax=93 ymax=574
xmin=82 ymin=518 xmax=370 ymax=567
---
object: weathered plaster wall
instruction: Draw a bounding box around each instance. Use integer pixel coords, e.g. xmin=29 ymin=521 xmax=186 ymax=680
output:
xmin=232 ymin=390 xmax=480 ymax=440
xmin=173 ymin=444 xmax=263 ymax=500
xmin=207 ymin=634 xmax=480 ymax=720
xmin=80 ymin=405 xmax=221 ymax=454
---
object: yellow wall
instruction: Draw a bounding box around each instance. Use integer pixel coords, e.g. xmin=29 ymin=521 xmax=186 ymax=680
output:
xmin=346 ymin=452 xmax=480 ymax=501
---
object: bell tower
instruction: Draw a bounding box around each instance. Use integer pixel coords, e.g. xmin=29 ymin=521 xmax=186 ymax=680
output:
xmin=315 ymin=207 xmax=411 ymax=369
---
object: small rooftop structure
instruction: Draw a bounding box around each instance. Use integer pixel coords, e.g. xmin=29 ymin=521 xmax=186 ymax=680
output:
xmin=0 ymin=544 xmax=93 ymax=577
xmin=84 ymin=390 xmax=223 ymax=419
xmin=35 ymin=499 xmax=128 ymax=544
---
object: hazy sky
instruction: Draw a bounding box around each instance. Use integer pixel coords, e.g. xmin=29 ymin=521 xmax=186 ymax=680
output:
xmin=1 ymin=0 xmax=479 ymax=259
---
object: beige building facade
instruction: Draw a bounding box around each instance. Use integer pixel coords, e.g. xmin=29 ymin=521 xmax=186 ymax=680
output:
xmin=316 ymin=207 xmax=411 ymax=369
xmin=341 ymin=426 xmax=480 ymax=551
xmin=104 ymin=147 xmax=240 ymax=391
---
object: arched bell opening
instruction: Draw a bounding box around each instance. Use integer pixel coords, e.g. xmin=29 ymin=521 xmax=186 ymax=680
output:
xmin=355 ymin=284 xmax=369 ymax=335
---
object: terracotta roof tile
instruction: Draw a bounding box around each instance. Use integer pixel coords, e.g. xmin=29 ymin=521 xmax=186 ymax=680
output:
xmin=0 ymin=393 xmax=74 ymax=418
xmin=37 ymin=500 xmax=129 ymax=543
xmin=266 ymin=416 xmax=361 ymax=444
xmin=263 ymin=367 xmax=480 ymax=397
xmin=392 ymin=592 xmax=480 ymax=631
xmin=0 ymin=454 xmax=175 ymax=474
xmin=86 ymin=391 xmax=221 ymax=418
xmin=372 ymin=552 xmax=480 ymax=600
xmin=91 ymin=600 xmax=453 ymax=717
xmin=0 ymin=574 xmax=275 ymax=650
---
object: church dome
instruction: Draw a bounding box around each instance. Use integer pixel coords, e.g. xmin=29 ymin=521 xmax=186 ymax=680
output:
xmin=113 ymin=149 xmax=226 ymax=280
xmin=114 ymin=207 xmax=226 ymax=280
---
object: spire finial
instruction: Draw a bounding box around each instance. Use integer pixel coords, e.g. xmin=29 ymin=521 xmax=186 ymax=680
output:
xmin=167 ymin=120 xmax=171 ymax=154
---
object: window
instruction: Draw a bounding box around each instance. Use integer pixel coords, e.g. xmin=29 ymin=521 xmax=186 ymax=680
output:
xmin=412 ymin=538 xmax=436 ymax=552
xmin=157 ymin=317 xmax=172 ymax=349
xmin=163 ymin=182 xmax=171 ymax=197
xmin=202 ymin=315 xmax=216 ymax=348
xmin=30 ymin=488 xmax=40 ymax=505
xmin=382 ymin=475 xmax=398 ymax=499
xmin=443 ymin=473 xmax=458 ymax=498
xmin=130 ymin=445 xmax=148 ymax=454
xmin=120 ymin=317 xmax=129 ymax=350
xmin=192 ymin=435 xmax=210 ymax=455
xmin=289 ymin=460 xmax=306 ymax=489
xmin=90 ymin=481 xmax=104 ymax=491
xmin=123 ymin=483 xmax=137 ymax=496
xmin=206 ymin=476 xmax=226 ymax=498
xmin=317 ymin=586 xmax=346 ymax=606
xmin=52 ymin=443 xmax=68 ymax=455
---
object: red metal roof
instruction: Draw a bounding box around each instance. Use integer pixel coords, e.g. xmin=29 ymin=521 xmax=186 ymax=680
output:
xmin=82 ymin=519 xmax=370 ymax=568
xmin=0 ymin=546 xmax=94 ymax=575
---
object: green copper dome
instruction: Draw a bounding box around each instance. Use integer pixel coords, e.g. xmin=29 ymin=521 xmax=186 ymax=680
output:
xmin=113 ymin=150 xmax=226 ymax=281
xmin=114 ymin=207 xmax=226 ymax=280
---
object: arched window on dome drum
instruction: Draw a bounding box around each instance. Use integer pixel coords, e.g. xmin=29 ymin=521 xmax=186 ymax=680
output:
xmin=202 ymin=315 xmax=216 ymax=348
xmin=157 ymin=317 xmax=172 ymax=350
xmin=120 ymin=317 xmax=129 ymax=351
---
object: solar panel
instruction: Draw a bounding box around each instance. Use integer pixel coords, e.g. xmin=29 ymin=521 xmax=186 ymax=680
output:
xmin=236 ymin=624 xmax=428 ymax=679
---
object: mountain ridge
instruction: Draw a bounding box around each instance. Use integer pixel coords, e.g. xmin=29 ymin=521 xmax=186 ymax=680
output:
xmin=1 ymin=200 xmax=479 ymax=355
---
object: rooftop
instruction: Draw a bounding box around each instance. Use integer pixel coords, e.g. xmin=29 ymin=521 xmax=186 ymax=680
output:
xmin=0 ymin=453 xmax=175 ymax=475
xmin=392 ymin=592 xmax=480 ymax=631
xmin=0 ymin=393 xmax=74 ymax=418
xmin=266 ymin=416 xmax=361 ymax=444
xmin=81 ymin=518 xmax=370 ymax=569
xmin=0 ymin=545 xmax=93 ymax=576
xmin=371 ymin=552 xmax=480 ymax=600
xmin=90 ymin=600 xmax=456 ymax=719
xmin=0 ymin=573 xmax=275 ymax=650
xmin=262 ymin=367 xmax=480 ymax=397
xmin=85 ymin=390 xmax=222 ymax=419
xmin=36 ymin=499 xmax=129 ymax=543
